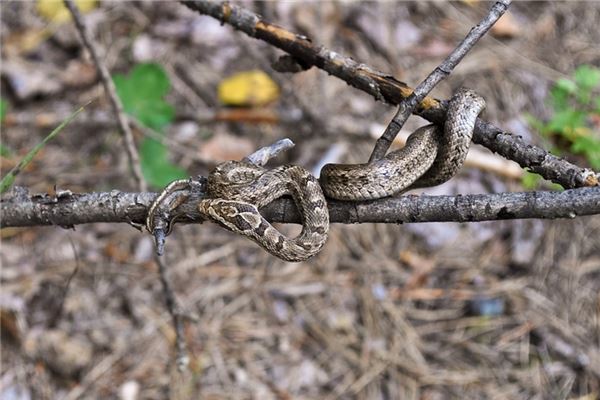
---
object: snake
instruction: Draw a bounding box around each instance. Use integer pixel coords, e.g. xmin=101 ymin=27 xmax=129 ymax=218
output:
xmin=147 ymin=88 xmax=485 ymax=262
xmin=320 ymin=88 xmax=486 ymax=200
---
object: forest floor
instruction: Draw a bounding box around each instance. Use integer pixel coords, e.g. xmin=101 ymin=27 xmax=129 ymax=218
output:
xmin=1 ymin=2 xmax=600 ymax=399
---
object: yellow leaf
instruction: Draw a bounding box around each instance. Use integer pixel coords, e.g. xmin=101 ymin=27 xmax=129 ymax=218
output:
xmin=3 ymin=29 xmax=52 ymax=56
xmin=36 ymin=0 xmax=97 ymax=23
xmin=218 ymin=70 xmax=279 ymax=107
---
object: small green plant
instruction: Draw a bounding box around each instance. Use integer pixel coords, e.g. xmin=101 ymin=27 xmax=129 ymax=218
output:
xmin=0 ymin=98 xmax=7 ymax=122
xmin=0 ymin=98 xmax=12 ymax=157
xmin=525 ymin=65 xmax=600 ymax=188
xmin=1 ymin=104 xmax=86 ymax=193
xmin=113 ymin=63 xmax=186 ymax=188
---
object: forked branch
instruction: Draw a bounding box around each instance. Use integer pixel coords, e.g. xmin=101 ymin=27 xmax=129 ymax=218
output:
xmin=181 ymin=0 xmax=598 ymax=189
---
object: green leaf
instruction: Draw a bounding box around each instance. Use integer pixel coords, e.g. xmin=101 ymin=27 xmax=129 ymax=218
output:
xmin=113 ymin=63 xmax=174 ymax=131
xmin=0 ymin=98 xmax=7 ymax=122
xmin=521 ymin=171 xmax=541 ymax=190
xmin=140 ymin=138 xmax=187 ymax=188
xmin=546 ymin=109 xmax=586 ymax=135
xmin=1 ymin=103 xmax=87 ymax=193
xmin=549 ymin=78 xmax=578 ymax=111
xmin=571 ymin=135 xmax=600 ymax=169
xmin=113 ymin=63 xmax=183 ymax=186
xmin=0 ymin=145 xmax=12 ymax=157
xmin=555 ymin=78 xmax=577 ymax=94
xmin=574 ymin=65 xmax=600 ymax=91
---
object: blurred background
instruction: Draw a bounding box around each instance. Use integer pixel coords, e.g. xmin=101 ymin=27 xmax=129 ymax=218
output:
xmin=1 ymin=1 xmax=599 ymax=399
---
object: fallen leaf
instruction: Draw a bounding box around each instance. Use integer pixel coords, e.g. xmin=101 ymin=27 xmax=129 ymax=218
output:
xmin=0 ymin=308 xmax=21 ymax=343
xmin=218 ymin=70 xmax=279 ymax=107
xmin=2 ymin=28 xmax=52 ymax=56
xmin=60 ymin=60 xmax=97 ymax=88
xmin=36 ymin=0 xmax=98 ymax=23
xmin=491 ymin=12 xmax=521 ymax=39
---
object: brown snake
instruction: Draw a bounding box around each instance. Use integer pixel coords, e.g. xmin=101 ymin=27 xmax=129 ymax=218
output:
xmin=147 ymin=88 xmax=485 ymax=262
xmin=320 ymin=88 xmax=486 ymax=200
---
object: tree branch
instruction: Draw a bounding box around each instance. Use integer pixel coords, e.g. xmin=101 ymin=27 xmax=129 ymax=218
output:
xmin=370 ymin=0 xmax=510 ymax=161
xmin=2 ymin=186 xmax=598 ymax=229
xmin=64 ymin=0 xmax=147 ymax=192
xmin=180 ymin=0 xmax=598 ymax=189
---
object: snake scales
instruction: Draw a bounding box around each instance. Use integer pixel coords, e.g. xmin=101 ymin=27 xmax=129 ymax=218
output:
xmin=147 ymin=88 xmax=485 ymax=262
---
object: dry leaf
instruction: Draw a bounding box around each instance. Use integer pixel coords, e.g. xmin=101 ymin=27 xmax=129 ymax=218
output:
xmin=60 ymin=60 xmax=97 ymax=87
xmin=36 ymin=0 xmax=97 ymax=23
xmin=2 ymin=28 xmax=52 ymax=56
xmin=491 ymin=12 xmax=521 ymax=39
xmin=218 ymin=70 xmax=279 ymax=107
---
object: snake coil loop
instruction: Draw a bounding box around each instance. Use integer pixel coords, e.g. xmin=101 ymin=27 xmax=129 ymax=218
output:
xmin=147 ymin=88 xmax=484 ymax=261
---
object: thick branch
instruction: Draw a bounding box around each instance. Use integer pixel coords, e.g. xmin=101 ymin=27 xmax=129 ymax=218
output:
xmin=2 ymin=186 xmax=599 ymax=228
xmin=180 ymin=0 xmax=598 ymax=189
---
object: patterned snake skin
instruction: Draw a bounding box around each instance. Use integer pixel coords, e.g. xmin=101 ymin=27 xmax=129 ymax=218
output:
xmin=198 ymin=162 xmax=329 ymax=262
xmin=147 ymin=88 xmax=484 ymax=261
xmin=320 ymin=88 xmax=486 ymax=200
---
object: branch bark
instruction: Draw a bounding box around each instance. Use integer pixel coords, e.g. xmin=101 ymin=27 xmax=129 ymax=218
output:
xmin=2 ymin=186 xmax=599 ymax=229
xmin=180 ymin=0 xmax=598 ymax=189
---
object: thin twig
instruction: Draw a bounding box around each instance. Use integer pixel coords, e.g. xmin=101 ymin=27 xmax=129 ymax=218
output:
xmin=48 ymin=237 xmax=80 ymax=329
xmin=64 ymin=1 xmax=191 ymax=371
xmin=64 ymin=0 xmax=147 ymax=192
xmin=155 ymin=255 xmax=189 ymax=372
xmin=2 ymin=185 xmax=599 ymax=228
xmin=369 ymin=0 xmax=511 ymax=161
xmin=180 ymin=0 xmax=598 ymax=189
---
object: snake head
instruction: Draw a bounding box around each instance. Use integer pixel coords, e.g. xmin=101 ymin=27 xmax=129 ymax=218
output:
xmin=199 ymin=199 xmax=262 ymax=234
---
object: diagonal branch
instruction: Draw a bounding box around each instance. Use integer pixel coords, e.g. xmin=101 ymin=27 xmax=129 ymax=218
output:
xmin=370 ymin=0 xmax=510 ymax=161
xmin=2 ymin=186 xmax=599 ymax=229
xmin=64 ymin=0 xmax=147 ymax=192
xmin=180 ymin=0 xmax=598 ymax=189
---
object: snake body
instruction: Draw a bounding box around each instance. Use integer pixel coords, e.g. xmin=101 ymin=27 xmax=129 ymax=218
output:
xmin=320 ymin=88 xmax=486 ymax=200
xmin=148 ymin=88 xmax=484 ymax=261
xmin=198 ymin=162 xmax=329 ymax=262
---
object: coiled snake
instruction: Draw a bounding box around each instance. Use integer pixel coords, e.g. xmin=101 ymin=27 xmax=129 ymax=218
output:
xmin=147 ymin=88 xmax=485 ymax=262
